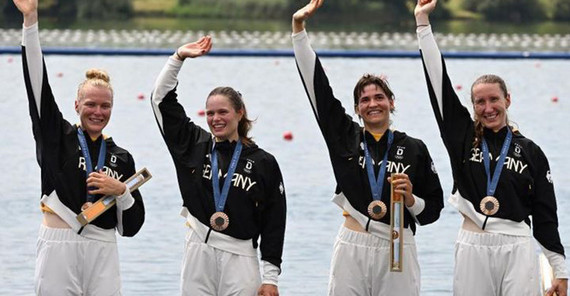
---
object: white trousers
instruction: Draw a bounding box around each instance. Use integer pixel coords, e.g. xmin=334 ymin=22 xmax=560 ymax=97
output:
xmin=328 ymin=226 xmax=420 ymax=296
xmin=180 ymin=227 xmax=261 ymax=296
xmin=454 ymin=228 xmax=541 ymax=296
xmin=35 ymin=224 xmax=121 ymax=296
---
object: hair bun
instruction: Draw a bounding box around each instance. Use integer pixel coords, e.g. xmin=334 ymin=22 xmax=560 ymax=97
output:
xmin=85 ymin=68 xmax=110 ymax=83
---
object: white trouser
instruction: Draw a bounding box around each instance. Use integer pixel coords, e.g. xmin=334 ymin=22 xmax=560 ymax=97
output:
xmin=35 ymin=224 xmax=121 ymax=296
xmin=454 ymin=228 xmax=541 ymax=296
xmin=180 ymin=227 xmax=261 ymax=296
xmin=328 ymin=225 xmax=420 ymax=296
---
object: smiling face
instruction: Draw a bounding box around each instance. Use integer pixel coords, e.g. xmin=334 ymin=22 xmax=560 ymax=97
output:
xmin=355 ymin=84 xmax=394 ymax=134
xmin=471 ymin=82 xmax=511 ymax=132
xmin=206 ymin=94 xmax=243 ymax=142
xmin=74 ymin=85 xmax=113 ymax=139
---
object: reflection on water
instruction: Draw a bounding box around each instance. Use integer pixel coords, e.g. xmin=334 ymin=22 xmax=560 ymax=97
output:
xmin=1 ymin=54 xmax=569 ymax=295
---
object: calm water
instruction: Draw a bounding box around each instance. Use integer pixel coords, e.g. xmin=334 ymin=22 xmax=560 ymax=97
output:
xmin=1 ymin=54 xmax=569 ymax=295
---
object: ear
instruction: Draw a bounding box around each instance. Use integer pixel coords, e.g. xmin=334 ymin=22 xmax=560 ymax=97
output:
xmin=74 ymin=99 xmax=79 ymax=114
xmin=389 ymin=99 xmax=395 ymax=112
xmin=505 ymin=93 xmax=511 ymax=109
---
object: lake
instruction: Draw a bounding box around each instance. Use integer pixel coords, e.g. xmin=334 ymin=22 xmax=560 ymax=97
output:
xmin=1 ymin=53 xmax=569 ymax=295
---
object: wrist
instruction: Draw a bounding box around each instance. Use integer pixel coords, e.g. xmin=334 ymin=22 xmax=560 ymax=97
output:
xmin=415 ymin=14 xmax=430 ymax=27
xmin=23 ymin=12 xmax=38 ymax=27
xmin=174 ymin=49 xmax=185 ymax=61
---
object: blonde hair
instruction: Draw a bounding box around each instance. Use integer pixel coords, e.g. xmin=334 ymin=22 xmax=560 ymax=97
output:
xmin=77 ymin=69 xmax=114 ymax=100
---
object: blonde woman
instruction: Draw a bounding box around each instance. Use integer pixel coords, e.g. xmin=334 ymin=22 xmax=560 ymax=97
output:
xmin=14 ymin=0 xmax=145 ymax=294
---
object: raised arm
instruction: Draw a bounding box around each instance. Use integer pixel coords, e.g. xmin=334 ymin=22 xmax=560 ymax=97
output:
xmin=292 ymin=0 xmax=323 ymax=34
xmin=150 ymin=37 xmax=213 ymax=159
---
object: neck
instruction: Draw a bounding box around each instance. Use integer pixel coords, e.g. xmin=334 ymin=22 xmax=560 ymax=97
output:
xmin=491 ymin=123 xmax=508 ymax=133
xmin=364 ymin=123 xmax=389 ymax=135
xmin=215 ymin=134 xmax=240 ymax=143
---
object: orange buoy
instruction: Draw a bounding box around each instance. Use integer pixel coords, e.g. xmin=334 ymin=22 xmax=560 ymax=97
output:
xmin=197 ymin=109 xmax=206 ymax=116
xmin=137 ymin=93 xmax=145 ymax=100
xmin=455 ymin=84 xmax=462 ymax=91
xmin=283 ymin=131 xmax=293 ymax=141
xmin=551 ymin=96 xmax=559 ymax=103
xmin=56 ymin=72 xmax=63 ymax=77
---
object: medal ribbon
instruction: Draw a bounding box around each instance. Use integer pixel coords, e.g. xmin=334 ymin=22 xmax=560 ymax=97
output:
xmin=77 ymin=128 xmax=106 ymax=202
xmin=481 ymin=128 xmax=512 ymax=197
xmin=211 ymin=140 xmax=242 ymax=212
xmin=363 ymin=130 xmax=393 ymax=201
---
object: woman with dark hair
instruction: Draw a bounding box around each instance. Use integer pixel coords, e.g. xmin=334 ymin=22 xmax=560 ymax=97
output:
xmin=151 ymin=37 xmax=286 ymax=296
xmin=415 ymin=1 xmax=567 ymax=295
xmin=13 ymin=0 xmax=145 ymax=294
xmin=292 ymin=1 xmax=444 ymax=295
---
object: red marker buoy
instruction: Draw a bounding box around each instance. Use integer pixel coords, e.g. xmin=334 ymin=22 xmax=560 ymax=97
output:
xmin=283 ymin=131 xmax=293 ymax=141
xmin=137 ymin=93 xmax=145 ymax=100
xmin=535 ymin=62 xmax=541 ymax=68
xmin=7 ymin=57 xmax=13 ymax=63
xmin=56 ymin=72 xmax=63 ymax=78
xmin=197 ymin=109 xmax=205 ymax=116
xmin=551 ymin=96 xmax=559 ymax=103
xmin=455 ymin=84 xmax=462 ymax=91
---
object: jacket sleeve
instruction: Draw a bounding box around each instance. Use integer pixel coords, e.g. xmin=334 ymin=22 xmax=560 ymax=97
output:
xmin=417 ymin=25 xmax=474 ymax=164
xmin=410 ymin=141 xmax=444 ymax=225
xmin=259 ymin=155 xmax=287 ymax=272
xmin=21 ymin=22 xmax=69 ymax=169
xmin=292 ymin=29 xmax=360 ymax=156
xmin=151 ymin=56 xmax=211 ymax=162
xmin=115 ymin=153 xmax=145 ymax=237
xmin=530 ymin=147 xmax=567 ymax=278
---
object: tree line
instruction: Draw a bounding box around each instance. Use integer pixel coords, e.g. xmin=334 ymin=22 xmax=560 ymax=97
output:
xmin=3 ymin=0 xmax=570 ymax=24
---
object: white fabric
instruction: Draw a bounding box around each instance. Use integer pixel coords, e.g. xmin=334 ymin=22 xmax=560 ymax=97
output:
xmin=180 ymin=207 xmax=257 ymax=257
xmin=181 ymin=227 xmax=261 ymax=296
xmin=328 ymin=226 xmax=420 ymax=296
xmin=151 ymin=56 xmax=183 ymax=132
xmin=406 ymin=194 xmax=425 ymax=224
xmin=261 ymin=260 xmax=279 ymax=286
xmin=41 ymin=191 xmax=117 ymax=242
xmin=22 ymin=22 xmax=42 ymax=115
xmin=448 ymin=190 xmax=532 ymax=237
xmin=35 ymin=224 xmax=121 ymax=296
xmin=291 ymin=29 xmax=318 ymax=119
xmin=331 ymin=192 xmax=416 ymax=245
xmin=454 ymin=228 xmax=541 ymax=296
xmin=538 ymin=242 xmax=569 ymax=279
xmin=416 ymin=25 xmax=444 ymax=118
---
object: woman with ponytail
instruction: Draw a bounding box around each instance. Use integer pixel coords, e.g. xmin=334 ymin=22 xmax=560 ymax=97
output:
xmin=14 ymin=0 xmax=145 ymax=294
xmin=151 ymin=38 xmax=286 ymax=296
xmin=415 ymin=0 xmax=567 ymax=295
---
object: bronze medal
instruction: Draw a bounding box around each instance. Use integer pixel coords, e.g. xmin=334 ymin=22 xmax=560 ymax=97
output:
xmin=480 ymin=196 xmax=500 ymax=216
xmin=210 ymin=212 xmax=230 ymax=231
xmin=367 ymin=200 xmax=387 ymax=220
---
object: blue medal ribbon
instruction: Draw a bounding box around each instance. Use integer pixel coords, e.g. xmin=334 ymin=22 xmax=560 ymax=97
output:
xmin=77 ymin=128 xmax=107 ymax=202
xmin=211 ymin=140 xmax=242 ymax=213
xmin=481 ymin=128 xmax=512 ymax=197
xmin=363 ymin=130 xmax=394 ymax=201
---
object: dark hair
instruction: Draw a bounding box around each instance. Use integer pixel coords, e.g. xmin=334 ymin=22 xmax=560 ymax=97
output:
xmin=353 ymin=74 xmax=395 ymax=113
xmin=207 ymin=86 xmax=255 ymax=146
xmin=470 ymin=74 xmax=510 ymax=148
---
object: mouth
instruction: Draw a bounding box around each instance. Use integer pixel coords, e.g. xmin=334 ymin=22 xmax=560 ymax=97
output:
xmin=88 ymin=117 xmax=105 ymax=125
xmin=367 ymin=110 xmax=382 ymax=116
xmin=483 ymin=112 xmax=498 ymax=121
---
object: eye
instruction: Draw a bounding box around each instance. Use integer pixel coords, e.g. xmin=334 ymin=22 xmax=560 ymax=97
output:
xmin=206 ymin=111 xmax=214 ymax=116
xmin=359 ymin=97 xmax=370 ymax=103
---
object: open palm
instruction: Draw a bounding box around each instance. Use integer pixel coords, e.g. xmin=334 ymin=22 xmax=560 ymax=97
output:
xmin=178 ymin=36 xmax=213 ymax=59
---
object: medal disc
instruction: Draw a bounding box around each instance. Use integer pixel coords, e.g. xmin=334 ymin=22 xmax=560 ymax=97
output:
xmin=367 ymin=200 xmax=387 ymax=220
xmin=480 ymin=196 xmax=500 ymax=216
xmin=210 ymin=212 xmax=230 ymax=231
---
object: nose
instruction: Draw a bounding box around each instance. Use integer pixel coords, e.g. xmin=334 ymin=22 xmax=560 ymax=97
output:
xmin=483 ymin=101 xmax=494 ymax=113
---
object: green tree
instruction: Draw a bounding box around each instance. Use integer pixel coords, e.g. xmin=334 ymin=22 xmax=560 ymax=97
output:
xmin=77 ymin=0 xmax=133 ymax=19
xmin=470 ymin=0 xmax=546 ymax=22
xmin=553 ymin=0 xmax=570 ymax=20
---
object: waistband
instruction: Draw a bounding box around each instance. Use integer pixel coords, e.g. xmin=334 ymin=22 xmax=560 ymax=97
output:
xmin=180 ymin=207 xmax=257 ymax=257
xmin=41 ymin=191 xmax=116 ymax=242
xmin=332 ymin=192 xmax=415 ymax=244
xmin=457 ymin=228 xmax=531 ymax=247
xmin=39 ymin=224 xmax=116 ymax=243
